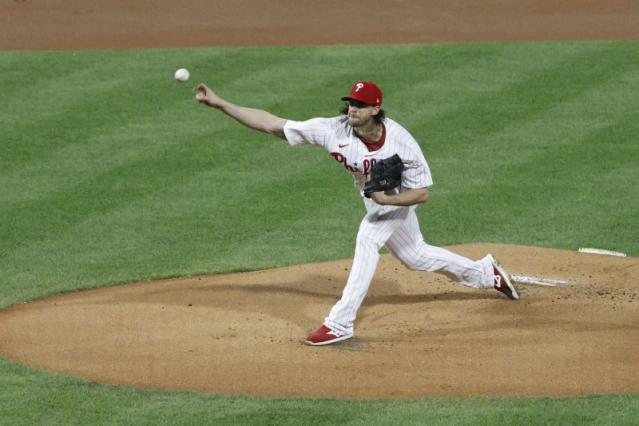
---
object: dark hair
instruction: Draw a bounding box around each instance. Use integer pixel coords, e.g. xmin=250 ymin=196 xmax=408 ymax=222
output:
xmin=340 ymin=104 xmax=386 ymax=124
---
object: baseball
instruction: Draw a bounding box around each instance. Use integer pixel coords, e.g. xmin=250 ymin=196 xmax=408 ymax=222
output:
xmin=174 ymin=68 xmax=190 ymax=82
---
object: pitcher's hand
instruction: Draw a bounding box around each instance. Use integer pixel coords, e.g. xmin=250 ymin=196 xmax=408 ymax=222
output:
xmin=194 ymin=83 xmax=224 ymax=108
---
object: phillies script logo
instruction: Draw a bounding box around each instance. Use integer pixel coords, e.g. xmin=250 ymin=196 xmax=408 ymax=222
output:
xmin=330 ymin=152 xmax=377 ymax=174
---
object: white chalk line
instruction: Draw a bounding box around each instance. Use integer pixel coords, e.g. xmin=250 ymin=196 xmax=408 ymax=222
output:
xmin=578 ymin=248 xmax=626 ymax=257
xmin=511 ymin=275 xmax=570 ymax=287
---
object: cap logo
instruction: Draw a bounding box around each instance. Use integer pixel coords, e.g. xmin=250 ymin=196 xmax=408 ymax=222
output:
xmin=355 ymin=83 xmax=364 ymax=92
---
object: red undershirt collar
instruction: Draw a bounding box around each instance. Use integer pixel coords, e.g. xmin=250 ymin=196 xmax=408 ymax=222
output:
xmin=357 ymin=124 xmax=386 ymax=152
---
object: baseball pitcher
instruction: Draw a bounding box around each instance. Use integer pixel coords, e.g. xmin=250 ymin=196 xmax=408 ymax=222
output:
xmin=195 ymin=80 xmax=519 ymax=346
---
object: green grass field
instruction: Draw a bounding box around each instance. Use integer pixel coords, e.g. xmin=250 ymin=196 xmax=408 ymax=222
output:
xmin=1 ymin=40 xmax=638 ymax=424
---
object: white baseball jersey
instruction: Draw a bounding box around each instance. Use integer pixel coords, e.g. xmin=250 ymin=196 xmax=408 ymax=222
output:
xmin=283 ymin=116 xmax=433 ymax=200
xmin=283 ymin=115 xmax=494 ymax=336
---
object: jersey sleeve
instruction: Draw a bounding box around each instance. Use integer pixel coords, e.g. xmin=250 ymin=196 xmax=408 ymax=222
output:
xmin=402 ymin=146 xmax=433 ymax=189
xmin=283 ymin=118 xmax=333 ymax=148
xmin=392 ymin=125 xmax=433 ymax=189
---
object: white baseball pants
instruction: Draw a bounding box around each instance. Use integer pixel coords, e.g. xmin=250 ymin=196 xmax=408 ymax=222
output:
xmin=325 ymin=201 xmax=494 ymax=335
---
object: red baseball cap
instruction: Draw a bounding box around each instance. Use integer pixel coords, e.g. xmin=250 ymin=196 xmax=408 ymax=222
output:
xmin=341 ymin=81 xmax=383 ymax=106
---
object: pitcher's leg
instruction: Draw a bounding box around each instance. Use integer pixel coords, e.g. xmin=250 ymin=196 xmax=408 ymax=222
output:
xmin=325 ymin=207 xmax=409 ymax=334
xmin=385 ymin=210 xmax=494 ymax=288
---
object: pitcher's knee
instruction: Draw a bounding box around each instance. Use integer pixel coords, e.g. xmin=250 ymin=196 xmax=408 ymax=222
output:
xmin=395 ymin=252 xmax=434 ymax=271
xmin=400 ymin=256 xmax=422 ymax=271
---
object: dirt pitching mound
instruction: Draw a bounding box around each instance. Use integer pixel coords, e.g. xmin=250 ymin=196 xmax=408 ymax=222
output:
xmin=1 ymin=243 xmax=637 ymax=399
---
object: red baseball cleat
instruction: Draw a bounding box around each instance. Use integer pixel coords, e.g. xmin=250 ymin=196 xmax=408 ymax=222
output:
xmin=305 ymin=325 xmax=353 ymax=346
xmin=490 ymin=254 xmax=520 ymax=300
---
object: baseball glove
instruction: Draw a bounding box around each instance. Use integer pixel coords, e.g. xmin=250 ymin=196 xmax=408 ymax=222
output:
xmin=364 ymin=154 xmax=404 ymax=197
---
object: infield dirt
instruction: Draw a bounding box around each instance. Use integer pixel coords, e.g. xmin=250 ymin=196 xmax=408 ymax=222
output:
xmin=1 ymin=0 xmax=638 ymax=399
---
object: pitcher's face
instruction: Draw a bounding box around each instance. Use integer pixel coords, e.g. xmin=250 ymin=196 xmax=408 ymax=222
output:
xmin=346 ymin=100 xmax=380 ymax=128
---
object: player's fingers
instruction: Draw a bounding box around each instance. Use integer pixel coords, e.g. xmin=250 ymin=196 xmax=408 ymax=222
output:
xmin=193 ymin=84 xmax=208 ymax=102
xmin=193 ymin=83 xmax=207 ymax=94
